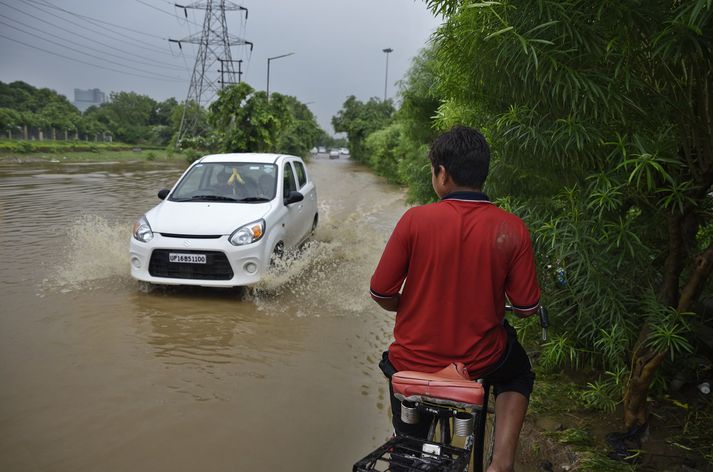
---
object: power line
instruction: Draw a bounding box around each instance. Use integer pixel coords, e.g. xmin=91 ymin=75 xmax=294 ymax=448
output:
xmin=0 ymin=21 xmax=185 ymax=81
xmin=28 ymin=0 xmax=166 ymax=40
xmin=135 ymin=0 xmax=203 ymax=28
xmin=0 ymin=33 xmax=186 ymax=83
xmin=24 ymin=0 xmax=196 ymax=59
xmin=0 ymin=12 xmax=185 ymax=72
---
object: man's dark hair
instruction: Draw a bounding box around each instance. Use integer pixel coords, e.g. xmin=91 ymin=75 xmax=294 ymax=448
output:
xmin=428 ymin=126 xmax=490 ymax=189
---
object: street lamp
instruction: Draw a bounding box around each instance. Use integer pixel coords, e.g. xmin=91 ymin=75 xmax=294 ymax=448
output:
xmin=267 ymin=52 xmax=295 ymax=102
xmin=382 ymin=48 xmax=393 ymax=101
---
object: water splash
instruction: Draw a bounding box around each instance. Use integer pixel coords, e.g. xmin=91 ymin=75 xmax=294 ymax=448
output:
xmin=46 ymin=214 xmax=132 ymax=291
xmin=250 ymin=197 xmax=402 ymax=317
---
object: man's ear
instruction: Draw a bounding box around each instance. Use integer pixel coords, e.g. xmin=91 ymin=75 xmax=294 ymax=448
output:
xmin=437 ymin=165 xmax=449 ymax=185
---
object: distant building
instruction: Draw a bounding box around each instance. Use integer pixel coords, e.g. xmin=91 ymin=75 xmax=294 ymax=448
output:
xmin=73 ymin=88 xmax=106 ymax=112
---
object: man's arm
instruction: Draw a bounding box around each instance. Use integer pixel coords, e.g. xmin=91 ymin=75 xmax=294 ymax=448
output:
xmin=511 ymin=301 xmax=540 ymax=318
xmin=370 ymin=290 xmax=400 ymax=312
xmin=370 ymin=213 xmax=410 ymax=312
xmin=505 ymin=222 xmax=541 ymax=318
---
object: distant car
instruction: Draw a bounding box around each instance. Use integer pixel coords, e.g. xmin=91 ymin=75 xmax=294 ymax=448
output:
xmin=340 ymin=148 xmax=350 ymax=155
xmin=309 ymin=147 xmax=318 ymax=154
xmin=329 ymin=149 xmax=340 ymax=159
xmin=129 ymin=153 xmax=318 ymax=287
xmin=318 ymin=146 xmax=327 ymax=153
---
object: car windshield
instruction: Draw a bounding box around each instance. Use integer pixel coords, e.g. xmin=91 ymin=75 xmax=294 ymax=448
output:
xmin=170 ymin=162 xmax=277 ymax=202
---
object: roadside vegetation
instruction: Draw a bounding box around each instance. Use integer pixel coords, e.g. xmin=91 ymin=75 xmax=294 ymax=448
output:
xmin=0 ymin=80 xmax=331 ymax=162
xmin=331 ymin=0 xmax=713 ymax=467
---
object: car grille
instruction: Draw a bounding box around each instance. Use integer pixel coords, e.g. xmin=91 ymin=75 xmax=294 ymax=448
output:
xmin=160 ymin=233 xmax=222 ymax=239
xmin=148 ymin=250 xmax=234 ymax=280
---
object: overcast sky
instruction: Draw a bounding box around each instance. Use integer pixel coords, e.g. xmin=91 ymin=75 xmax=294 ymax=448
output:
xmin=0 ymin=0 xmax=441 ymax=134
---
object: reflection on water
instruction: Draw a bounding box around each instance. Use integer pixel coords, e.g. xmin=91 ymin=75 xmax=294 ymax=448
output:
xmin=0 ymin=157 xmax=404 ymax=471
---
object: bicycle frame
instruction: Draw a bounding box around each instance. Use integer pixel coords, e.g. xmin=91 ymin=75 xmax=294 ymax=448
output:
xmin=354 ymin=306 xmax=548 ymax=472
xmin=353 ymin=383 xmax=493 ymax=472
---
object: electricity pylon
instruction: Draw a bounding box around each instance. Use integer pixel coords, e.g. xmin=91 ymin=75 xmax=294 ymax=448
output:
xmin=171 ymin=0 xmax=253 ymax=144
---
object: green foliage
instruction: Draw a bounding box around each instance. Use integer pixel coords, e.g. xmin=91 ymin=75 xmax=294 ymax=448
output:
xmin=581 ymin=368 xmax=627 ymax=413
xmin=364 ymin=123 xmax=405 ymax=184
xmin=0 ymin=81 xmax=81 ymax=133
xmin=0 ymin=80 xmax=78 ymax=115
xmin=527 ymin=371 xmax=586 ymax=415
xmin=0 ymin=140 xmax=151 ymax=154
xmin=417 ymin=0 xmax=713 ymax=420
xmin=0 ymin=107 xmax=22 ymax=133
xmin=642 ymin=296 xmax=694 ymax=361
xmin=0 ymin=81 xmax=184 ymax=146
xmin=208 ymin=83 xmax=324 ymax=155
xmin=552 ymin=427 xmax=591 ymax=446
xmin=575 ymin=453 xmax=636 ymax=471
xmin=332 ymin=96 xmax=394 ymax=162
xmin=540 ymin=333 xmax=581 ymax=371
xmin=85 ymin=91 xmax=157 ymax=143
xmin=398 ymin=142 xmax=436 ymax=204
xmin=173 ymin=100 xmax=209 ymax=145
xmin=275 ymin=95 xmax=325 ymax=156
xmin=183 ymin=148 xmax=202 ymax=164
xmin=395 ymin=45 xmax=442 ymax=144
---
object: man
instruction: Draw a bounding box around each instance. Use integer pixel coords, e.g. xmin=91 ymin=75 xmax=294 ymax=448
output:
xmin=370 ymin=126 xmax=540 ymax=472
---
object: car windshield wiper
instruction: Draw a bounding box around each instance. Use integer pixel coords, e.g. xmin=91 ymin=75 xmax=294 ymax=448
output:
xmin=185 ymin=194 xmax=240 ymax=202
xmin=234 ymin=197 xmax=271 ymax=202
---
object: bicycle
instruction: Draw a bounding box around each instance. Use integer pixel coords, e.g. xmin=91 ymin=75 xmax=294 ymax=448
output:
xmin=353 ymin=306 xmax=549 ymax=472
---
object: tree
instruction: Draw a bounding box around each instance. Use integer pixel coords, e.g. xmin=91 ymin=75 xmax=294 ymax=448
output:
xmin=275 ymin=95 xmax=325 ymax=156
xmin=0 ymin=108 xmax=21 ymax=138
xmin=396 ymin=45 xmax=441 ymax=145
xmin=102 ymin=92 xmax=157 ymax=142
xmin=424 ymin=0 xmax=713 ymax=441
xmin=332 ymin=96 xmax=395 ymax=162
xmin=152 ymin=97 xmax=179 ymax=126
xmin=208 ymin=82 xmax=291 ymax=153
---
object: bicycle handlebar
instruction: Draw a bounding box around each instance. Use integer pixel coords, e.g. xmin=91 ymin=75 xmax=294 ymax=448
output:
xmin=538 ymin=306 xmax=549 ymax=341
xmin=504 ymin=304 xmax=549 ymax=341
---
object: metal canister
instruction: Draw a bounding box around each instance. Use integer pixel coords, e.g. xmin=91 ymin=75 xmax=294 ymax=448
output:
xmin=400 ymin=401 xmax=419 ymax=424
xmin=454 ymin=411 xmax=474 ymax=436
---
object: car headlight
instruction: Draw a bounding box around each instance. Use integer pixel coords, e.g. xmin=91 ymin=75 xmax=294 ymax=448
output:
xmin=229 ymin=219 xmax=265 ymax=246
xmin=132 ymin=215 xmax=154 ymax=243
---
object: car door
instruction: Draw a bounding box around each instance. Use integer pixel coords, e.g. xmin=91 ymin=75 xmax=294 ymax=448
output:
xmin=292 ymin=159 xmax=317 ymax=241
xmin=281 ymin=161 xmax=301 ymax=248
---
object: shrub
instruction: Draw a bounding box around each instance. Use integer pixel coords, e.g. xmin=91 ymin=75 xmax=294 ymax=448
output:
xmin=184 ymin=149 xmax=201 ymax=163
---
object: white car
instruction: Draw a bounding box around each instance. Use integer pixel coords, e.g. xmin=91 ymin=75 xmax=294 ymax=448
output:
xmin=129 ymin=153 xmax=318 ymax=287
xmin=329 ymin=149 xmax=340 ymax=159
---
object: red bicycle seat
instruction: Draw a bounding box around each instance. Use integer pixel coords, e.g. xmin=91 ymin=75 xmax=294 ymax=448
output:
xmin=391 ymin=363 xmax=484 ymax=408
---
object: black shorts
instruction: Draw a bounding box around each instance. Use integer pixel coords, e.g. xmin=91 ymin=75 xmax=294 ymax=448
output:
xmin=379 ymin=322 xmax=535 ymax=437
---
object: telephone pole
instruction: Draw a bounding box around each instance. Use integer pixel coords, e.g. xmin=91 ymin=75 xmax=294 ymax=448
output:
xmin=171 ymin=1 xmax=253 ymax=144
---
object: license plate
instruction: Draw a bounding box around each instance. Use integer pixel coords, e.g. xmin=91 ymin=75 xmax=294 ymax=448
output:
xmin=169 ymin=253 xmax=207 ymax=264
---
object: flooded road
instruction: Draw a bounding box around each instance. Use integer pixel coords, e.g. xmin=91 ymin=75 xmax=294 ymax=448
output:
xmin=0 ymin=157 xmax=405 ymax=471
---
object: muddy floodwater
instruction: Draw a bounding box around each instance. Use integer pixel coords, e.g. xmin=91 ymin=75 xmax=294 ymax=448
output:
xmin=1 ymin=156 xmax=542 ymax=472
xmin=0 ymin=157 xmax=409 ymax=471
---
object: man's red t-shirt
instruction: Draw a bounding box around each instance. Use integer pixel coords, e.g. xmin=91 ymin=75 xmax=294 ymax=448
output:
xmin=370 ymin=191 xmax=540 ymax=376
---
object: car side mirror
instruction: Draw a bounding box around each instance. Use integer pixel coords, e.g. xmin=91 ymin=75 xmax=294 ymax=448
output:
xmin=284 ymin=191 xmax=304 ymax=205
xmin=158 ymin=188 xmax=170 ymax=200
